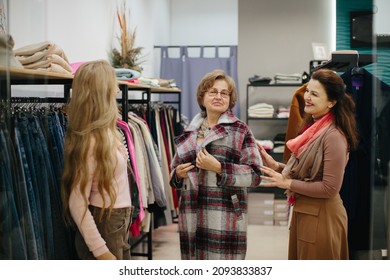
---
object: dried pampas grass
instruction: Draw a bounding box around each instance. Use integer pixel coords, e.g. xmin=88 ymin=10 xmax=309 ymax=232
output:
xmin=111 ymin=3 xmax=144 ymax=72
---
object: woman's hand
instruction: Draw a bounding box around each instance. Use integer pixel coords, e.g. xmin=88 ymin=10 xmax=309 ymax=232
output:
xmin=175 ymin=162 xmax=195 ymax=179
xmin=260 ymin=166 xmax=291 ymax=190
xmin=257 ymin=143 xmax=279 ymax=171
xmin=196 ymin=148 xmax=222 ymax=174
xmin=96 ymin=251 xmax=117 ymax=260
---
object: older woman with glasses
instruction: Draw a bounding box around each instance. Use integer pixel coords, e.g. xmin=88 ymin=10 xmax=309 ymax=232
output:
xmin=170 ymin=69 xmax=263 ymax=260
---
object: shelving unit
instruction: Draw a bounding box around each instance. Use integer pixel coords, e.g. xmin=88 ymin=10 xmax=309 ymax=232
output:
xmin=246 ymin=83 xmax=301 ymax=140
xmin=246 ymin=82 xmax=302 ymax=199
xmin=118 ymin=82 xmax=181 ymax=124
xmin=0 ymin=66 xmax=73 ymax=100
xmin=246 ymin=83 xmax=301 ymax=123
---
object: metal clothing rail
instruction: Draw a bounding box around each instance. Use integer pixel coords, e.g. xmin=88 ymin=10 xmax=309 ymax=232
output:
xmin=310 ymin=51 xmax=377 ymax=73
xmin=154 ymin=45 xmax=236 ymax=48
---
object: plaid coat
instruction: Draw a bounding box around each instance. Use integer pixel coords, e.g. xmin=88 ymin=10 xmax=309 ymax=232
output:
xmin=170 ymin=110 xmax=262 ymax=260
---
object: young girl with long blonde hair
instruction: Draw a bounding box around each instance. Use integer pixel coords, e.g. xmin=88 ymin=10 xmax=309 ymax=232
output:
xmin=61 ymin=60 xmax=132 ymax=260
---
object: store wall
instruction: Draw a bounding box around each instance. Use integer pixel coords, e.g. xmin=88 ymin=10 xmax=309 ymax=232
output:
xmin=9 ymin=0 xmax=115 ymax=62
xmin=337 ymin=0 xmax=390 ymax=84
xmin=238 ymin=0 xmax=334 ymax=125
xmin=7 ymin=0 xmax=336 ymax=116
xmin=8 ymin=0 xmax=237 ymax=78
xmin=8 ymin=0 xmax=171 ymax=77
xmin=152 ymin=0 xmax=238 ymax=78
xmin=7 ymin=0 xmax=171 ymax=96
xmin=169 ymin=0 xmax=237 ymax=46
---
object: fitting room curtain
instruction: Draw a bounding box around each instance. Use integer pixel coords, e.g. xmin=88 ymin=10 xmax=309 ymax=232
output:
xmin=159 ymin=45 xmax=239 ymax=121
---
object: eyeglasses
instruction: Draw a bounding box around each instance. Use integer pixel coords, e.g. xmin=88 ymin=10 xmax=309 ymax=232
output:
xmin=206 ymin=89 xmax=230 ymax=98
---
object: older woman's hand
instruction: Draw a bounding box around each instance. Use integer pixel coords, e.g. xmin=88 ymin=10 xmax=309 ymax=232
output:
xmin=175 ymin=162 xmax=195 ymax=179
xmin=196 ymin=148 xmax=222 ymax=174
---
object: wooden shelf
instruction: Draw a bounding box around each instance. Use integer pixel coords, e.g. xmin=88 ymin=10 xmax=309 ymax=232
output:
xmin=247 ymin=117 xmax=288 ymax=121
xmin=0 ymin=66 xmax=73 ymax=85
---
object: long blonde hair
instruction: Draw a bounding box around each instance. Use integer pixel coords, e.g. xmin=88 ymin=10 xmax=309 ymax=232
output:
xmin=61 ymin=60 xmax=121 ymax=225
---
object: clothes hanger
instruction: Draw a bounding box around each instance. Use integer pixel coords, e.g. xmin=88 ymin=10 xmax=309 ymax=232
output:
xmin=351 ymin=52 xmax=365 ymax=90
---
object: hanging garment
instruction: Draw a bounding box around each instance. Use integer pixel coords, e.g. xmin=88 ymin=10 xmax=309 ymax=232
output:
xmin=117 ymin=119 xmax=144 ymax=237
xmin=1 ymin=107 xmax=75 ymax=260
xmin=283 ymin=83 xmax=308 ymax=163
xmin=127 ymin=112 xmax=168 ymax=232
xmin=0 ymin=126 xmax=27 ymax=259
xmin=340 ymin=68 xmax=390 ymax=257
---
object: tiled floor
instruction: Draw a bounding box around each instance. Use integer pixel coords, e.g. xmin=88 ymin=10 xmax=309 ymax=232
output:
xmin=132 ymin=192 xmax=290 ymax=260
xmin=132 ymin=186 xmax=389 ymax=260
xmin=148 ymin=222 xmax=289 ymax=260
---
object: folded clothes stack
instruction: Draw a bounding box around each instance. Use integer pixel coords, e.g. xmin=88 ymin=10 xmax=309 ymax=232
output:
xmin=248 ymin=74 xmax=272 ymax=85
xmin=248 ymin=102 xmax=275 ymax=118
xmin=274 ymin=73 xmax=302 ymax=84
xmin=115 ymin=68 xmax=141 ymax=81
xmin=276 ymin=106 xmax=290 ymax=118
xmin=14 ymin=41 xmax=73 ymax=74
xmin=0 ymin=34 xmax=23 ymax=68
xmin=273 ymin=133 xmax=286 ymax=154
xmin=137 ymin=76 xmax=177 ymax=88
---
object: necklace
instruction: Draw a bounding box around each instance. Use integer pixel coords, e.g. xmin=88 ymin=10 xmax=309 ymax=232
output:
xmin=198 ymin=118 xmax=210 ymax=138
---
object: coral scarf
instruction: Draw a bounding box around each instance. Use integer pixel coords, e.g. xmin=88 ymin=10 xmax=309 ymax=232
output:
xmin=286 ymin=112 xmax=335 ymax=157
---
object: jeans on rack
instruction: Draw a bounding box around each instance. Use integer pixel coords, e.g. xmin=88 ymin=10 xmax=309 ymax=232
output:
xmin=42 ymin=111 xmax=76 ymax=259
xmin=39 ymin=113 xmax=75 ymax=259
xmin=57 ymin=109 xmax=67 ymax=135
xmin=47 ymin=112 xmax=64 ymax=180
xmin=15 ymin=118 xmax=44 ymax=259
xmin=0 ymin=128 xmax=27 ymax=259
xmin=2 ymin=110 xmax=73 ymax=259
xmin=30 ymin=115 xmax=55 ymax=259
xmin=10 ymin=124 xmax=39 ymax=260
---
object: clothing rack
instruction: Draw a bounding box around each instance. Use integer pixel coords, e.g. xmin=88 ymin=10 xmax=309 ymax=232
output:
xmin=154 ymin=45 xmax=236 ymax=48
xmin=310 ymin=51 xmax=377 ymax=73
xmin=119 ymin=82 xmax=181 ymax=124
xmin=1 ymin=67 xmax=181 ymax=260
xmin=9 ymin=96 xmax=68 ymax=104
xmin=0 ymin=67 xmax=73 ymax=140
xmin=119 ymin=82 xmax=181 ymax=260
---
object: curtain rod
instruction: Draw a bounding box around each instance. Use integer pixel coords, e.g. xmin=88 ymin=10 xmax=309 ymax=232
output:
xmin=154 ymin=45 xmax=237 ymax=48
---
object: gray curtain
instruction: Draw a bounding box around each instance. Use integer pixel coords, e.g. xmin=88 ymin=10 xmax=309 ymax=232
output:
xmin=159 ymin=45 xmax=239 ymax=121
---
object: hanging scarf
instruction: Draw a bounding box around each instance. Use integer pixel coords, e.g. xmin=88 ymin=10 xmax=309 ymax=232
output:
xmin=286 ymin=111 xmax=335 ymax=157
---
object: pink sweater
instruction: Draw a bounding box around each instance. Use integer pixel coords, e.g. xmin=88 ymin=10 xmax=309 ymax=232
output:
xmin=69 ymin=139 xmax=132 ymax=258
